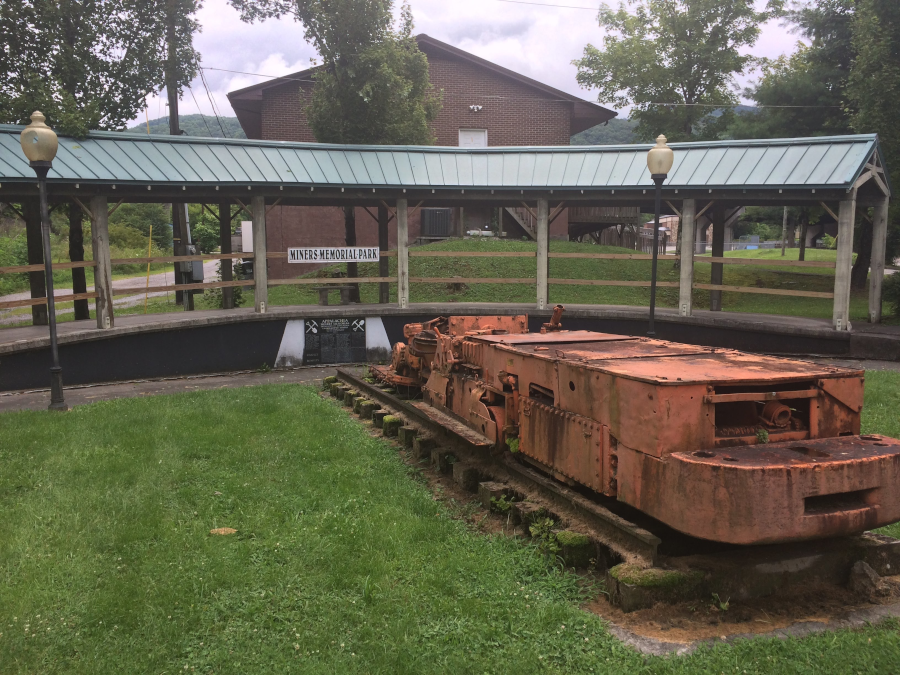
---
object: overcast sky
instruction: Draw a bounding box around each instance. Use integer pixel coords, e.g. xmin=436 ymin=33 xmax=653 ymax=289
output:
xmin=140 ymin=0 xmax=801 ymax=127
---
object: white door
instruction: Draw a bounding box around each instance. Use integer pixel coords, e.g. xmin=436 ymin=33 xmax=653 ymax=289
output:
xmin=459 ymin=129 xmax=487 ymax=148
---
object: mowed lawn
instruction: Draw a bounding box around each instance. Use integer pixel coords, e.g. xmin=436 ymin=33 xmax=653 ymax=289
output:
xmin=1 ymin=377 xmax=900 ymax=673
xmin=266 ymin=239 xmax=886 ymax=323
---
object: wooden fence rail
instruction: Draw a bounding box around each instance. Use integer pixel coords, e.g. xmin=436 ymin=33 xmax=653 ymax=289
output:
xmin=0 ymin=292 xmax=99 ymax=310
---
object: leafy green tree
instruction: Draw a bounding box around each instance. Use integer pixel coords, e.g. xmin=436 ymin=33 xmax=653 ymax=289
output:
xmin=847 ymin=0 xmax=900 ymax=282
xmin=109 ymin=203 xmax=173 ymax=251
xmin=230 ymin=0 xmax=439 ymax=299
xmin=1 ymin=0 xmax=200 ymax=318
xmin=573 ymin=0 xmax=782 ymax=142
xmin=731 ymin=0 xmax=854 ymax=140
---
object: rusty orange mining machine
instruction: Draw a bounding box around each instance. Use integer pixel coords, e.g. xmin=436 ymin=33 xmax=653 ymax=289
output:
xmin=371 ymin=308 xmax=900 ymax=545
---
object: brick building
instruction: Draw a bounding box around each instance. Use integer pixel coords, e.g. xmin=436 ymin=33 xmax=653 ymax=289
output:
xmin=227 ymin=34 xmax=616 ymax=278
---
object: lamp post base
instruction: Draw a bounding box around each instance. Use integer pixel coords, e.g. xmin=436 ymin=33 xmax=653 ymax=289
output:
xmin=48 ymin=365 xmax=67 ymax=412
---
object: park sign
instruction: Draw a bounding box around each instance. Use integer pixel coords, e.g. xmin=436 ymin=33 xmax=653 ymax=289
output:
xmin=288 ymin=246 xmax=380 ymax=263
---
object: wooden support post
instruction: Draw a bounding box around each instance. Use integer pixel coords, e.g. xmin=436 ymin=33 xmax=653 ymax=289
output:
xmin=833 ymin=191 xmax=856 ymax=331
xmin=498 ymin=207 xmax=504 ymax=237
xmin=397 ymin=198 xmax=409 ymax=308
xmin=378 ymin=204 xmax=390 ymax=303
xmin=781 ymin=207 xmax=788 ymax=256
xmin=679 ymin=199 xmax=696 ymax=317
xmin=709 ymin=204 xmax=726 ymax=311
xmin=90 ymin=195 xmax=114 ymax=329
xmin=536 ymin=198 xmax=549 ymax=310
xmin=252 ymin=195 xmax=268 ymax=313
xmin=22 ymin=198 xmax=48 ymax=326
xmin=219 ymin=201 xmax=234 ymax=309
xmin=869 ymin=196 xmax=890 ymax=323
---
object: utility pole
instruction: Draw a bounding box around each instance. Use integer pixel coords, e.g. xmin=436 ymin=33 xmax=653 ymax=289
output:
xmin=165 ymin=0 xmax=192 ymax=309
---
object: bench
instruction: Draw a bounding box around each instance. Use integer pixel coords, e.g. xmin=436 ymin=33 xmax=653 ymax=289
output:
xmin=313 ymin=285 xmax=355 ymax=305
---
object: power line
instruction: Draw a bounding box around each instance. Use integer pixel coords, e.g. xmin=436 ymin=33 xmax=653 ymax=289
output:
xmin=644 ymin=102 xmax=844 ymax=109
xmin=187 ymin=85 xmax=216 ymax=136
xmin=199 ymin=68 xmax=230 ymax=137
xmin=202 ymin=66 xmax=315 ymax=84
xmin=492 ymin=0 xmax=599 ymax=8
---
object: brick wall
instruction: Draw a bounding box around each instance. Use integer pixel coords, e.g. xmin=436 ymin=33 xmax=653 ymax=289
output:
xmin=259 ymin=54 xmax=573 ymax=146
xmin=427 ymin=53 xmax=571 ymax=146
xmin=261 ymin=82 xmax=317 ymax=142
xmin=256 ymin=50 xmax=573 ymax=279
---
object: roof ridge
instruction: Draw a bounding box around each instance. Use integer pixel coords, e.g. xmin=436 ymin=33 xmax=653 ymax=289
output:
xmin=0 ymin=124 xmax=880 ymax=152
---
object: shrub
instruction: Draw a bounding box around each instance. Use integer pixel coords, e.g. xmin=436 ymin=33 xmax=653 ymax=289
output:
xmin=883 ymin=273 xmax=900 ymax=319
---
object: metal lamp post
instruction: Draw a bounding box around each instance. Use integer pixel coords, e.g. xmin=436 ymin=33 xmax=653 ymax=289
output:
xmin=646 ymin=135 xmax=674 ymax=338
xmin=20 ymin=111 xmax=67 ymax=411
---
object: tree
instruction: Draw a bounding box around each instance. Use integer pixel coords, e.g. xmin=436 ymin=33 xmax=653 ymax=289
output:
xmin=730 ymin=0 xmax=854 ymax=140
xmin=230 ymin=0 xmax=439 ymax=299
xmin=573 ymin=0 xmax=782 ymax=142
xmin=847 ymin=0 xmax=900 ymax=287
xmin=0 ymin=0 xmax=201 ymax=318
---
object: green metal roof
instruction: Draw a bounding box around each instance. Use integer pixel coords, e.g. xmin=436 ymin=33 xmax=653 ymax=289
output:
xmin=0 ymin=126 xmax=888 ymax=195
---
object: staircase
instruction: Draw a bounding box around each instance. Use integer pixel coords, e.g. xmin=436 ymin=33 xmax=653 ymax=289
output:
xmin=503 ymin=207 xmax=538 ymax=241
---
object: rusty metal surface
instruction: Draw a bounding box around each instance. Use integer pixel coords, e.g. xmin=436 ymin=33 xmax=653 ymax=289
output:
xmin=621 ymin=435 xmax=900 ymax=544
xmin=337 ymin=367 xmax=661 ymax=564
xmin=367 ymin=311 xmax=899 ymax=545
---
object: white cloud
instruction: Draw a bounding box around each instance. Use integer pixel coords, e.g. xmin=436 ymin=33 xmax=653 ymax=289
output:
xmin=139 ymin=0 xmax=801 ymax=125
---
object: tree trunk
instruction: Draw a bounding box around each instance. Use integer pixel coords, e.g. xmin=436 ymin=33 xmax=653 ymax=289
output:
xmin=344 ymin=206 xmax=360 ymax=302
xmin=798 ymin=209 xmax=809 ymax=262
xmin=850 ymin=213 xmax=872 ymax=291
xmin=68 ymin=205 xmax=90 ymax=320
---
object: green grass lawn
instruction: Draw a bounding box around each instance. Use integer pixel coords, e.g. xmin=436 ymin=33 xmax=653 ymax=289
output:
xmin=266 ymin=239 xmax=888 ymax=323
xmin=2 ymin=378 xmax=900 ymax=673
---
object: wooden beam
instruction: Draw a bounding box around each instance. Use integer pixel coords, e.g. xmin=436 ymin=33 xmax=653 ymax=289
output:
xmin=361 ymin=206 xmax=379 ymax=224
xmin=268 ymin=277 xmax=396 ymax=286
xmin=695 ymin=201 xmax=715 ymax=220
xmin=679 ymin=199 xmax=696 ymax=317
xmin=548 ymin=202 xmax=567 ymax=225
xmin=549 ymin=252 xmax=679 ymax=260
xmin=665 ymin=201 xmax=682 ymax=218
xmin=550 ymin=279 xmax=681 ymax=288
xmin=520 ymin=202 xmax=538 ymax=222
xmin=106 ymin=199 xmax=124 ymax=218
xmin=409 ymin=277 xmax=537 ymax=284
xmin=854 ymin=171 xmax=874 ymax=190
xmin=265 ymin=197 xmax=282 ymax=216
xmin=72 ymin=196 xmax=93 ymax=220
xmin=694 ymin=283 xmax=833 ymax=299
xmin=0 ymin=291 xmax=99 ymax=310
xmin=411 ymin=251 xmax=532 ymax=258
xmin=233 ymin=198 xmax=252 ymax=218
xmin=698 ymin=256 xmax=835 ymax=268
xmin=89 ymin=195 xmax=114 ymax=328
xmin=819 ymin=201 xmax=839 ymax=223
xmin=1 ymin=201 xmax=24 ymax=219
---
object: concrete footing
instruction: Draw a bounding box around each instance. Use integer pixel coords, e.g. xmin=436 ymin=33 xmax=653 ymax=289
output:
xmin=397 ymin=425 xmax=417 ymax=448
xmin=607 ymin=533 xmax=900 ymax=612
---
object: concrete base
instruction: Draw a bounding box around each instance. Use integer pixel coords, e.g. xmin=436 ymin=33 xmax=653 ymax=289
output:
xmin=2 ymin=302 xmax=897 ymax=392
xmin=607 ymin=533 xmax=900 ymax=612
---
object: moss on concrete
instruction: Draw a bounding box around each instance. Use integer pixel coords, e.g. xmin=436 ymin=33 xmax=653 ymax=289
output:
xmin=382 ymin=415 xmax=402 ymax=437
xmin=556 ymin=531 xmax=590 ymax=547
xmin=609 ymin=563 xmax=701 ymax=589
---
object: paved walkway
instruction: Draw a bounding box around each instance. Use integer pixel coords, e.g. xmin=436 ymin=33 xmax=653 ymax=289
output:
xmin=0 ymin=366 xmax=337 ymax=413
xmin=0 ymin=260 xmax=219 ymax=326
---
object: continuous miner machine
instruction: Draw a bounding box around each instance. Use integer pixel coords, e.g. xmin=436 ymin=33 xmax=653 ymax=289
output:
xmin=371 ymin=308 xmax=900 ymax=545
